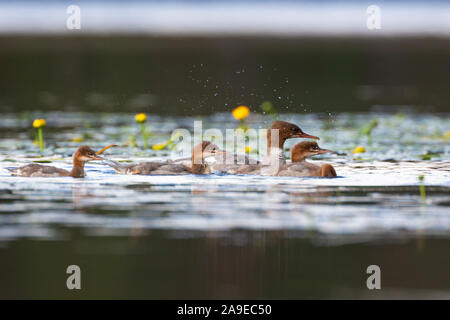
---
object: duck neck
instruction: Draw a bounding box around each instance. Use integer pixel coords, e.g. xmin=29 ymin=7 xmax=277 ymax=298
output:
xmin=292 ymin=153 xmax=307 ymax=163
xmin=191 ymin=153 xmax=207 ymax=174
xmin=267 ymin=129 xmax=285 ymax=156
xmin=70 ymin=157 xmax=85 ymax=178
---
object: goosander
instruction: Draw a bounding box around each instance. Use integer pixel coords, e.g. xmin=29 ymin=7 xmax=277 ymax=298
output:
xmin=8 ymin=146 xmax=104 ymax=178
xmin=277 ymin=141 xmax=337 ymax=177
xmin=212 ymin=120 xmax=319 ymax=175
xmin=264 ymin=120 xmax=319 ymax=158
xmin=209 ymin=150 xmax=259 ymax=174
xmin=104 ymin=141 xmax=222 ymax=175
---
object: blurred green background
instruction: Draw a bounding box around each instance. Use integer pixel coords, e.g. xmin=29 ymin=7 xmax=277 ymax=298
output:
xmin=1 ymin=36 xmax=449 ymax=115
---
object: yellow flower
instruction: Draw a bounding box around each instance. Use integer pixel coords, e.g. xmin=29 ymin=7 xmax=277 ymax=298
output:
xmin=232 ymin=105 xmax=250 ymax=120
xmin=33 ymin=119 xmax=46 ymax=128
xmin=71 ymin=137 xmax=83 ymax=143
xmin=245 ymin=146 xmax=252 ymax=153
xmin=152 ymin=143 xmax=166 ymax=151
xmin=352 ymin=146 xmax=366 ymax=154
xmin=135 ymin=113 xmax=147 ymax=123
xmin=444 ymin=130 xmax=450 ymax=139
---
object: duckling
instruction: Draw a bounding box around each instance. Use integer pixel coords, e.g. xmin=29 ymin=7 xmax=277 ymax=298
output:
xmin=104 ymin=141 xmax=223 ymax=175
xmin=211 ymin=120 xmax=320 ymax=175
xmin=277 ymin=141 xmax=337 ymax=177
xmin=8 ymin=146 xmax=104 ymax=178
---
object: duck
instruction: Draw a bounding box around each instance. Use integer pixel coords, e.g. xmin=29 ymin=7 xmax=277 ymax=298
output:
xmin=104 ymin=141 xmax=223 ymax=175
xmin=208 ymin=149 xmax=259 ymax=174
xmin=8 ymin=146 xmax=105 ymax=178
xmin=211 ymin=120 xmax=319 ymax=175
xmin=277 ymin=141 xmax=337 ymax=177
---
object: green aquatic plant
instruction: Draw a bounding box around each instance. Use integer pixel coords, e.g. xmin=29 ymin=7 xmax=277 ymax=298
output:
xmin=135 ymin=113 xmax=149 ymax=149
xmin=32 ymin=118 xmax=46 ymax=152
xmin=420 ymin=151 xmax=441 ymax=160
xmin=84 ymin=120 xmax=93 ymax=129
xmin=259 ymin=101 xmax=278 ymax=120
xmin=418 ymin=175 xmax=426 ymax=203
xmin=152 ymin=131 xmax=182 ymax=151
xmin=359 ymin=119 xmax=378 ymax=144
xmin=83 ymin=132 xmax=94 ymax=140
xmin=353 ymin=157 xmax=374 ymax=161
xmin=127 ymin=135 xmax=137 ymax=148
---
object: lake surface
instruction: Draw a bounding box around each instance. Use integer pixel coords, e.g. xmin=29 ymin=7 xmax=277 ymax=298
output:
xmin=0 ymin=111 xmax=449 ymax=299
xmin=0 ymin=30 xmax=449 ymax=299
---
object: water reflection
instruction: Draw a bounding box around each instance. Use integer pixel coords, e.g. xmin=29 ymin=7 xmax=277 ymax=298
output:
xmin=1 ymin=230 xmax=449 ymax=299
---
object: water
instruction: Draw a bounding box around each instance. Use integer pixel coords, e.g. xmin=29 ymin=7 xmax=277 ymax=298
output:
xmin=1 ymin=16 xmax=450 ymax=297
xmin=0 ymin=111 xmax=449 ymax=298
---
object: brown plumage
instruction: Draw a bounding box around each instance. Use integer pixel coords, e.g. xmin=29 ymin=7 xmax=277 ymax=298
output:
xmin=210 ymin=121 xmax=321 ymax=175
xmin=277 ymin=141 xmax=337 ymax=178
xmin=8 ymin=146 xmax=104 ymax=178
xmin=104 ymin=141 xmax=222 ymax=175
xmin=259 ymin=121 xmax=320 ymax=175
xmin=266 ymin=120 xmax=319 ymax=155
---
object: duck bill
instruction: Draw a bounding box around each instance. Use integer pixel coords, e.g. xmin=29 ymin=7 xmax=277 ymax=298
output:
xmin=96 ymin=144 xmax=119 ymax=155
xmin=89 ymin=155 xmax=105 ymax=161
xmin=298 ymin=132 xmax=320 ymax=140
xmin=317 ymin=149 xmax=333 ymax=154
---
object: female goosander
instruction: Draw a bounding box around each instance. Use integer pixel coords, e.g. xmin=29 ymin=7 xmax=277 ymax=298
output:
xmin=8 ymin=146 xmax=104 ymax=178
xmin=277 ymin=141 xmax=337 ymax=177
xmin=261 ymin=120 xmax=320 ymax=174
xmin=212 ymin=120 xmax=319 ymax=175
xmin=104 ymin=141 xmax=222 ymax=175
